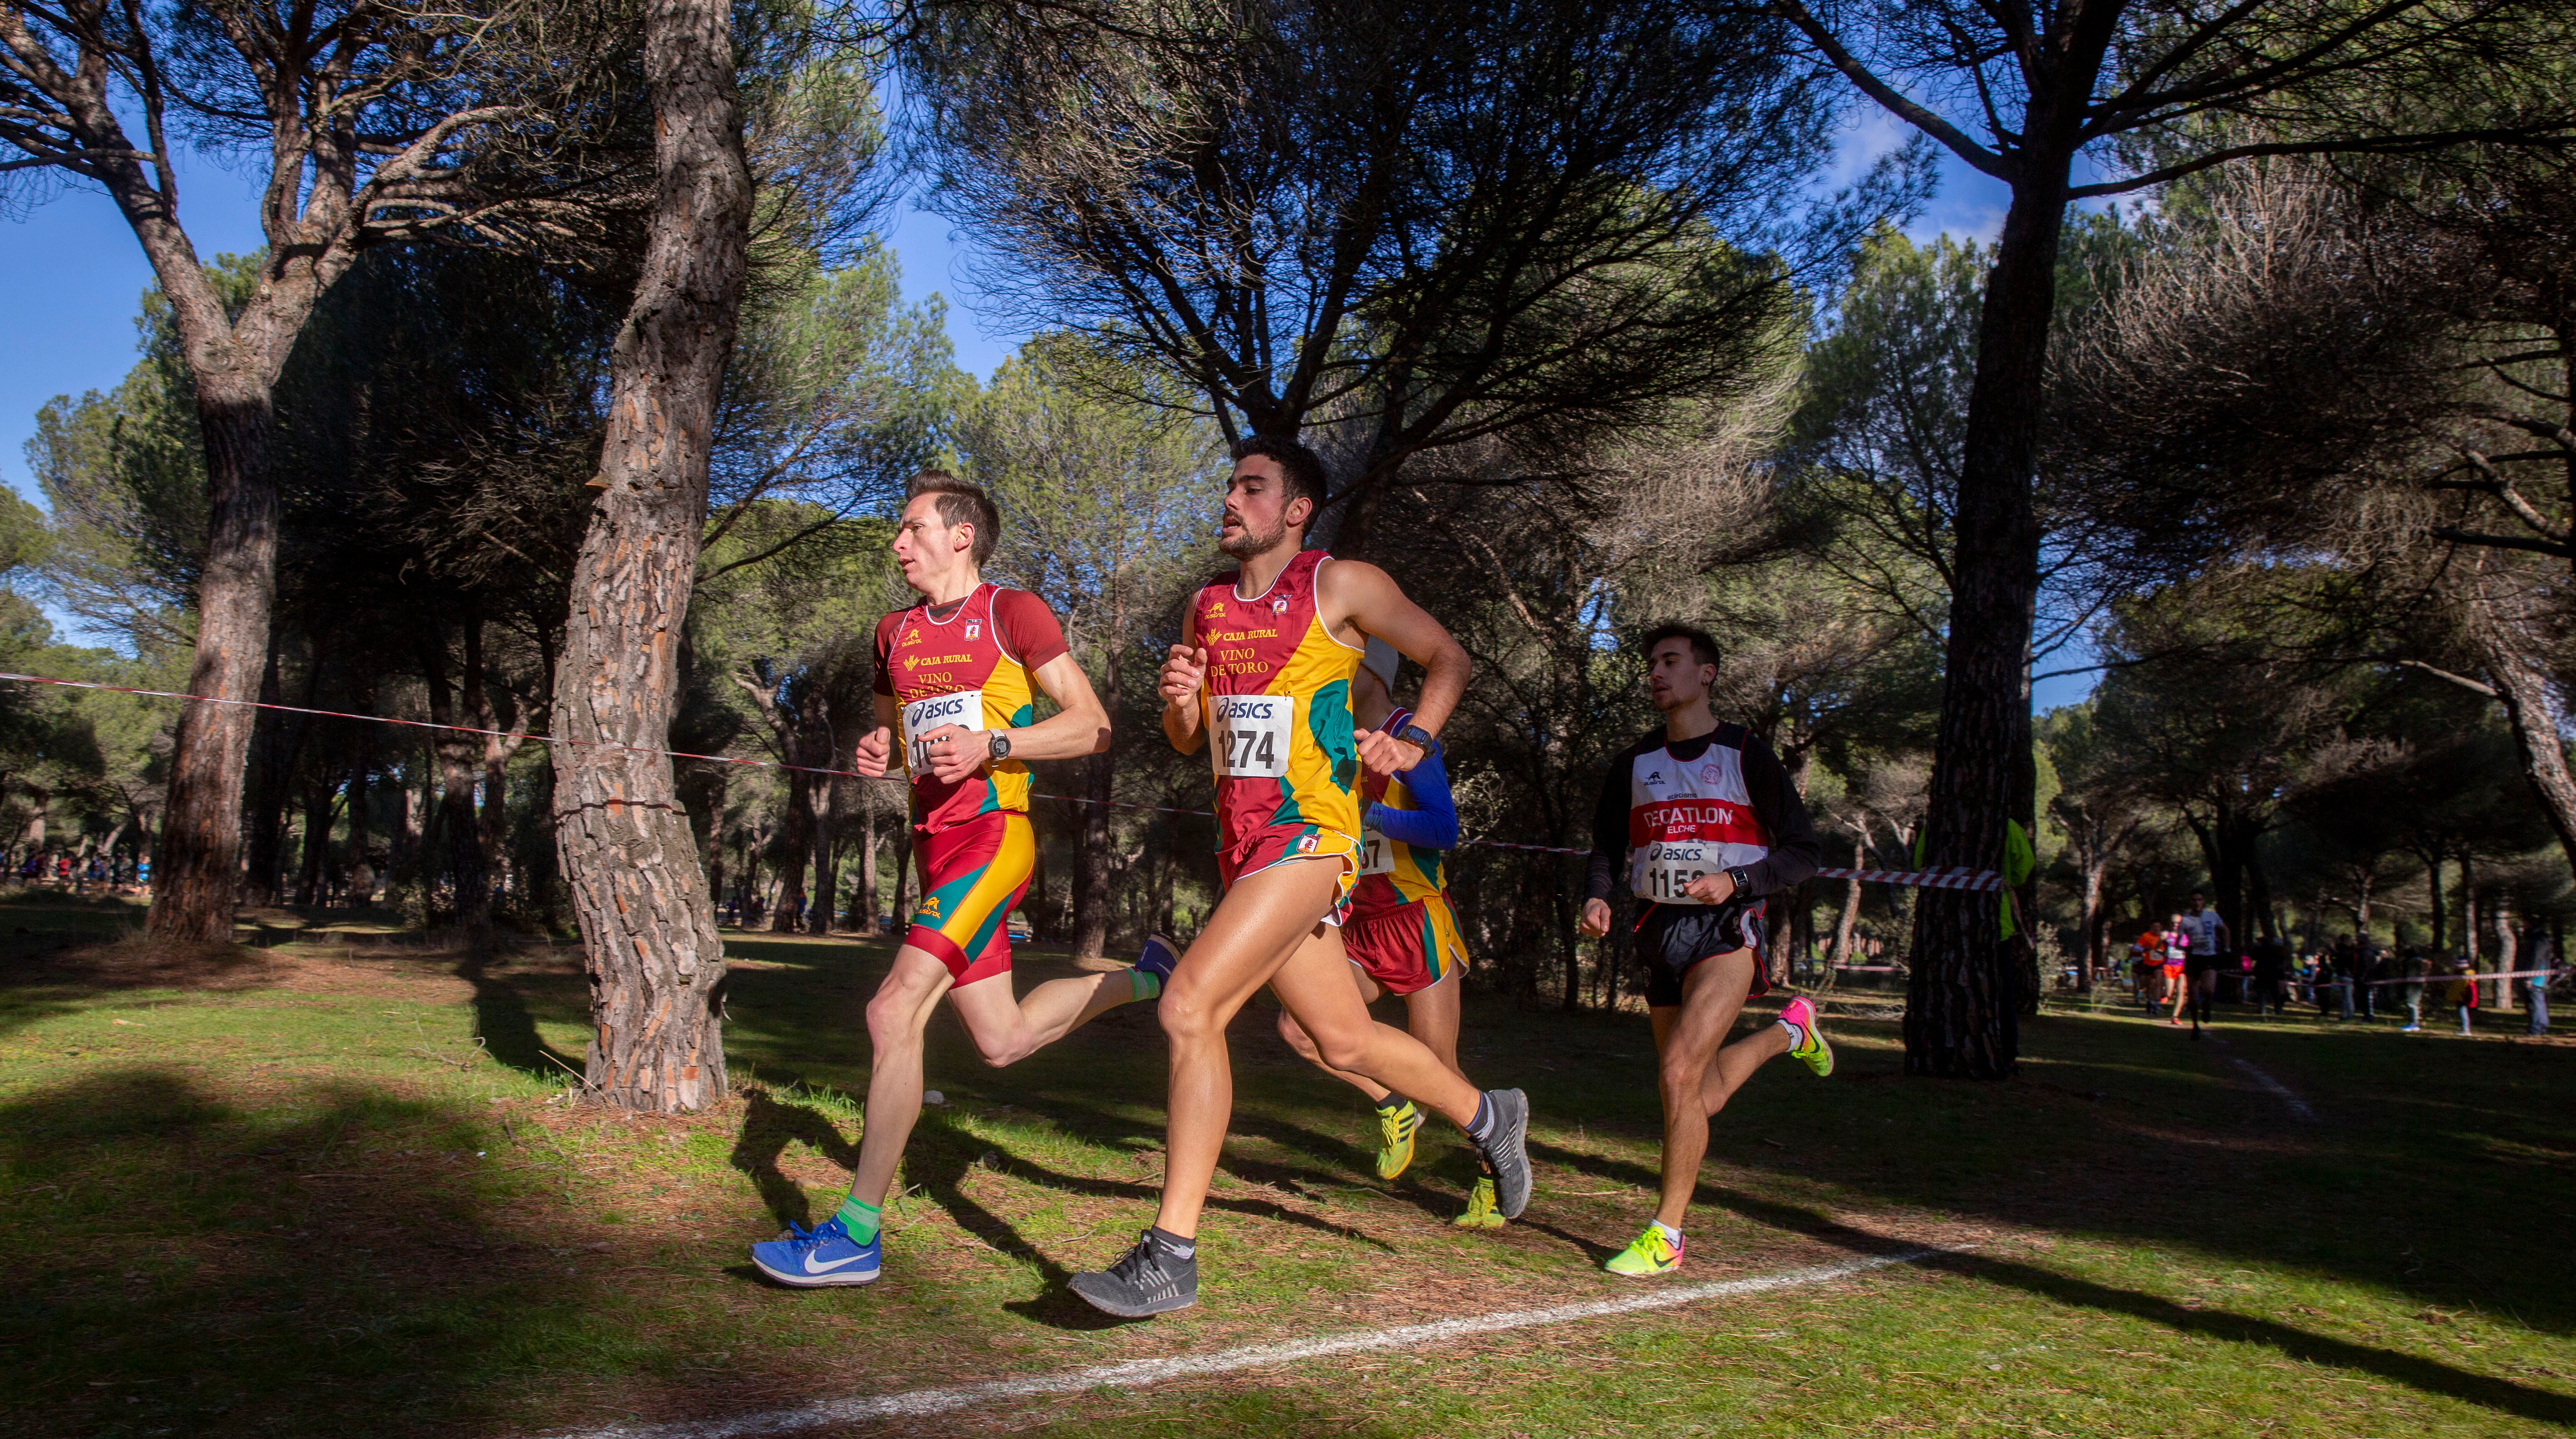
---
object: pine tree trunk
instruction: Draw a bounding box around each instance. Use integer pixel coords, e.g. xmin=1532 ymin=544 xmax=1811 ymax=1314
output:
xmin=1069 ymin=640 xmax=1124 ymax=958
xmin=147 ymin=382 xmax=280 ymax=942
xmin=2472 ymin=610 xmax=2576 ymax=886
xmin=547 ymin=0 xmax=751 ymax=1113
xmin=1905 ymin=160 xmax=2069 ymax=1078
xmin=853 ymin=802 xmax=878 ymax=931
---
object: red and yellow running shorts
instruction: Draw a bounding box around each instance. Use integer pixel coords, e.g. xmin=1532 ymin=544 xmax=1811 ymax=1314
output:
xmin=1215 ymin=821 xmax=1360 ymax=928
xmin=1344 ymin=893 xmax=1469 ymax=996
xmin=904 ymin=811 xmax=1034 ymax=988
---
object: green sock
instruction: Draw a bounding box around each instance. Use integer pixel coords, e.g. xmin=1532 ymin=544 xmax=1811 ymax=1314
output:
xmin=1129 ymin=968 xmax=1163 ymax=1002
xmin=835 ymin=1193 xmax=882 ymax=1244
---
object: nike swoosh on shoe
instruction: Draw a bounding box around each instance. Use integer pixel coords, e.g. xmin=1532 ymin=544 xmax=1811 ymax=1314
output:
xmin=804 ymin=1250 xmax=872 ymax=1274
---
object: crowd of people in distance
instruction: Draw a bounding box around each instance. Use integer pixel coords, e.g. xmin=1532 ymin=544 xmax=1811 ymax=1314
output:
xmin=2124 ymin=895 xmax=2560 ymax=1039
xmin=8 ymin=848 xmax=148 ymax=896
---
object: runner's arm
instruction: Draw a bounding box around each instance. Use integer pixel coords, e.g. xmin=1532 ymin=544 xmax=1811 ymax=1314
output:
xmin=1368 ymin=746 xmax=1458 ymax=850
xmin=1322 ymin=559 xmax=1469 ymax=738
xmin=1583 ymin=752 xmax=1630 ymax=903
xmin=1161 ymin=608 xmax=1207 ymax=755
xmin=1010 ymin=653 xmax=1113 ymax=760
xmin=1735 ymin=733 xmax=1821 ymax=896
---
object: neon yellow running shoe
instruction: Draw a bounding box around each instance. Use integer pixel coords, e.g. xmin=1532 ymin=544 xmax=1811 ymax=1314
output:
xmin=1452 ymin=1175 xmax=1505 ymax=1229
xmin=1783 ymin=995 xmax=1834 ymax=1077
xmin=1375 ymin=1099 xmax=1421 ymax=1180
xmin=1605 ymin=1223 xmax=1684 ymax=1277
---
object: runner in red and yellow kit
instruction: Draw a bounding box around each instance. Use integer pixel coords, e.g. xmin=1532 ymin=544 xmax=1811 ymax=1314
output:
xmin=1274 ymin=639 xmax=1502 ymax=1226
xmin=1069 ymin=437 xmax=1534 ymax=1319
xmin=752 ymin=472 xmax=1176 ymax=1291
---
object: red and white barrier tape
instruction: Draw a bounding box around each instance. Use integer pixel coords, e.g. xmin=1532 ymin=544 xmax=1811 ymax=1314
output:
xmin=0 ymin=670 xmax=2005 ymax=887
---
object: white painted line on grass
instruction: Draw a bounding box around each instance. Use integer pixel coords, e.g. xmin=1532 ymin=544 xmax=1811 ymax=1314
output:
xmin=2228 ymin=1056 xmax=2316 ymax=1121
xmin=543 ymin=1247 xmax=1939 ymax=1439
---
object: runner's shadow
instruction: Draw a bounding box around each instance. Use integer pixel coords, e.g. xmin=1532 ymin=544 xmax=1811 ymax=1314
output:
xmin=730 ymin=1089 xmax=861 ymax=1231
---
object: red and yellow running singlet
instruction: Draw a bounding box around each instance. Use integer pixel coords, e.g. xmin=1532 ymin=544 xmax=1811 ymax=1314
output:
xmin=873 ymin=583 xmax=1068 ymax=835
xmin=1353 ymin=769 xmax=1445 ymax=919
xmin=1191 ymin=549 xmax=1364 ymax=853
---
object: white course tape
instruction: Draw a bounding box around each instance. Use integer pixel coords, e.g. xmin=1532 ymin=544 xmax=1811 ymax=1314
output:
xmin=539 ymin=1247 xmax=1939 ymax=1439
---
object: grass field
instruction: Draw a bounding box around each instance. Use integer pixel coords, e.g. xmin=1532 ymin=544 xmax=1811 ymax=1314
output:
xmin=3 ymin=892 xmax=2573 ymax=1438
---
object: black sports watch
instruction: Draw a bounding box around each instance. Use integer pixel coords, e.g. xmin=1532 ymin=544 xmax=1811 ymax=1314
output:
xmin=988 ymin=731 xmax=1012 ymax=763
xmin=1395 ymin=723 xmax=1440 ymax=758
xmin=1725 ymin=865 xmax=1753 ymax=898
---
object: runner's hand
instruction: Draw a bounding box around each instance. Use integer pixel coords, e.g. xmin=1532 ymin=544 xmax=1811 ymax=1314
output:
xmin=1161 ymin=645 xmax=1208 ymax=708
xmin=1354 ymin=727 xmax=1425 ymax=778
xmin=1683 ymin=870 xmax=1737 ymax=905
xmin=852 ymin=725 xmax=892 ymax=778
xmin=918 ymin=723 xmax=986 ymax=783
xmin=1579 ymin=898 xmax=1613 ymax=937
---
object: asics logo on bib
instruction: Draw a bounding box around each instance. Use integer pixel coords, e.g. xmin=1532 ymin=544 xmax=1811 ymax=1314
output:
xmin=902 ymin=690 xmax=982 ymax=772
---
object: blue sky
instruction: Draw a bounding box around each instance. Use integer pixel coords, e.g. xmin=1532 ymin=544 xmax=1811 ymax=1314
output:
xmin=0 ymin=109 xmax=2093 ymax=707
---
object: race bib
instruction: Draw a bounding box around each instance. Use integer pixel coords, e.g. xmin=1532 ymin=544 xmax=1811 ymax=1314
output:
xmin=901 ymin=689 xmax=984 ymax=775
xmin=1632 ymin=841 xmax=1717 ymax=904
xmin=1359 ymin=826 xmax=1395 ymax=876
xmin=1208 ymin=694 xmax=1293 ymax=780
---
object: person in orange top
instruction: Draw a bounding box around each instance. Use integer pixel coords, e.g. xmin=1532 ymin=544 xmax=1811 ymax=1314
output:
xmin=752 ymin=472 xmax=1172 ymax=1290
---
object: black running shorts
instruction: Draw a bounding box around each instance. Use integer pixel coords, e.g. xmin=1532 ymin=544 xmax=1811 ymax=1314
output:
xmin=1636 ymin=898 xmax=1769 ymax=1007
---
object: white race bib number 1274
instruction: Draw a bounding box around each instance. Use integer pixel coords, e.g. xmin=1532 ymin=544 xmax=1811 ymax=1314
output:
xmin=1208 ymin=694 xmax=1292 ymax=779
xmin=1633 ymin=842 xmax=1715 ymax=904
xmin=902 ymin=689 xmax=982 ymax=775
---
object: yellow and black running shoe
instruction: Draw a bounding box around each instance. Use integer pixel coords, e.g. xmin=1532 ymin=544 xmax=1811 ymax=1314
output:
xmin=1376 ymin=1099 xmax=1421 ymax=1180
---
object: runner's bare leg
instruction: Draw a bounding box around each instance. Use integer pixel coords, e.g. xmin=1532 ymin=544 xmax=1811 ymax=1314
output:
xmin=1157 ymin=860 xmax=1479 ymax=1237
xmin=850 ymin=950 xmax=1139 ymax=1210
xmin=1645 ymin=950 xmax=1760 ymax=1228
xmin=1277 ymin=968 xmax=1467 ymax=1098
xmin=947 ymin=967 xmax=1136 ymax=1067
xmin=850 ymin=947 xmax=958 ymax=1210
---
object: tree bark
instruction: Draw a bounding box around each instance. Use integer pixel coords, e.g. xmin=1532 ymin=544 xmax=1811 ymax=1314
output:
xmin=1072 ymin=641 xmax=1123 ymax=958
xmin=2470 ymin=609 xmax=2576 ymax=884
xmin=421 ymin=616 xmax=493 ymax=945
xmin=240 ymin=646 xmax=293 ymax=906
xmin=1903 ymin=148 xmax=2076 ymax=1078
xmin=547 ymin=0 xmax=751 ymax=1113
xmin=850 ymin=801 xmax=878 ymax=931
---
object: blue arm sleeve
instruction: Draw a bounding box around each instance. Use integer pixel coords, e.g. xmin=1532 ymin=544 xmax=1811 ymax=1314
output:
xmin=1366 ymin=747 xmax=1459 ymax=850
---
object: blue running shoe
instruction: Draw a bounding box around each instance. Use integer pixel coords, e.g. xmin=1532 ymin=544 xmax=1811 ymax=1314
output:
xmin=751 ymin=1215 xmax=879 ymax=1288
xmin=1135 ymin=933 xmax=1182 ymax=986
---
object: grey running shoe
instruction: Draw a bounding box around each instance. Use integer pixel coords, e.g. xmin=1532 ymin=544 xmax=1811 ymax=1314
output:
xmin=1475 ymin=1088 xmax=1532 ymax=1218
xmin=1069 ymin=1230 xmax=1198 ymax=1317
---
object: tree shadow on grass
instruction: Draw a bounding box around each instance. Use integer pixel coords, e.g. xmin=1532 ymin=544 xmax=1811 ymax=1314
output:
xmin=0 ymin=1065 xmax=629 ymax=1438
xmin=456 ymin=953 xmax=583 ymax=1086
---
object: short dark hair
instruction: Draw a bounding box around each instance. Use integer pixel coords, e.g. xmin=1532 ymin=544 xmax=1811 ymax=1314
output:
xmin=1229 ymin=435 xmax=1329 ymax=524
xmin=906 ymin=470 xmax=999 ymax=566
xmin=1640 ymin=623 xmax=1721 ymax=672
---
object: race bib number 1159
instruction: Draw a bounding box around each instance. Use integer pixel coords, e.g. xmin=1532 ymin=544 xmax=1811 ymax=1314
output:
xmin=1633 ymin=842 xmax=1714 ymax=904
xmin=1209 ymin=694 xmax=1293 ymax=780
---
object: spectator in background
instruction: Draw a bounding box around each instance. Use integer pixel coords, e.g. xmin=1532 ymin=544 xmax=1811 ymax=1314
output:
xmin=2441 ymin=960 xmax=2478 ymax=1036
xmin=2332 ymin=937 xmax=2360 ymax=1020
xmin=2399 ymin=949 xmax=2430 ymax=1033
xmin=2524 ymin=923 xmax=2554 ymax=1038
xmin=2358 ymin=936 xmax=2387 ymax=1020
xmin=2253 ymin=937 xmax=2289 ymax=1016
